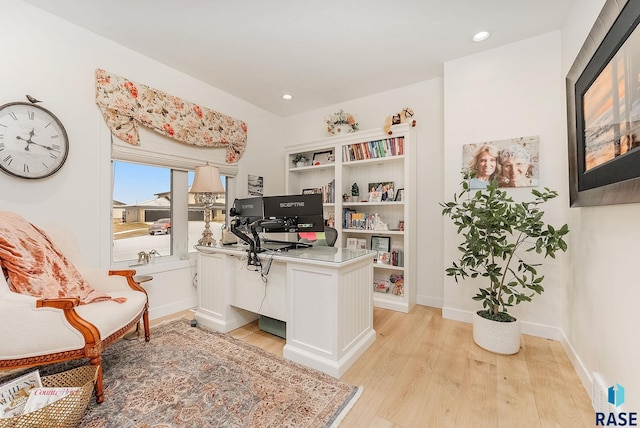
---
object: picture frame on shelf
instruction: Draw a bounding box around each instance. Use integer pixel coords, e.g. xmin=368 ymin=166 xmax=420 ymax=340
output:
xmin=394 ymin=188 xmax=404 ymax=201
xmin=567 ymin=0 xmax=640 ymax=206
xmin=377 ymin=251 xmax=392 ymax=265
xmin=312 ymin=150 xmax=334 ymax=165
xmin=346 ymin=237 xmax=358 ymax=249
xmin=367 ymin=181 xmax=395 ymax=202
xmin=371 ymin=235 xmax=391 ymax=253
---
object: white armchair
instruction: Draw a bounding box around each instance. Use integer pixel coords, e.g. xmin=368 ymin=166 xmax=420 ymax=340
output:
xmin=0 ymin=224 xmax=149 ymax=404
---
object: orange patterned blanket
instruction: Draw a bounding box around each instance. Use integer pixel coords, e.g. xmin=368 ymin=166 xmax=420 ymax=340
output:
xmin=0 ymin=212 xmax=120 ymax=304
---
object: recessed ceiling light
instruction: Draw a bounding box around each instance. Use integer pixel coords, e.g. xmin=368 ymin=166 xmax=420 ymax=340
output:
xmin=472 ymin=31 xmax=490 ymax=42
xmin=282 ymin=94 xmax=293 ymax=100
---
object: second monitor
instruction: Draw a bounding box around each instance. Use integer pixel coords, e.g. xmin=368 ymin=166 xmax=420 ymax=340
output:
xmin=261 ymin=193 xmax=325 ymax=233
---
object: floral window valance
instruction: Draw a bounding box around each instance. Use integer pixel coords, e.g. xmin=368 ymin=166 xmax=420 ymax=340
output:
xmin=95 ymin=69 xmax=247 ymax=163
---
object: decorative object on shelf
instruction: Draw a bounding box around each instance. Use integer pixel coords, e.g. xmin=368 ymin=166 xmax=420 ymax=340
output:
xmin=383 ymin=107 xmax=416 ymax=135
xmin=292 ymin=153 xmax=308 ymax=167
xmin=394 ymin=188 xmax=404 ymax=201
xmin=372 ymin=213 xmax=388 ymax=230
xmin=192 ymin=164 xmax=225 ymax=247
xmin=389 ymin=274 xmax=404 ymax=296
xmin=351 ymin=182 xmax=360 ymax=202
xmin=441 ymin=179 xmax=569 ymax=354
xmin=0 ymin=97 xmax=69 ymax=179
xmin=373 ymin=279 xmax=390 ymax=293
xmin=312 ymin=150 xmax=334 ymax=165
xmin=325 ymin=109 xmax=358 ymax=135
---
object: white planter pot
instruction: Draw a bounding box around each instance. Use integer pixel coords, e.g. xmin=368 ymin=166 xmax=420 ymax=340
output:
xmin=472 ymin=311 xmax=521 ymax=355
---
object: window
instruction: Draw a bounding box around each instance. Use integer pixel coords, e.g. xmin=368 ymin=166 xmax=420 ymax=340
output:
xmin=112 ymin=161 xmax=228 ymax=264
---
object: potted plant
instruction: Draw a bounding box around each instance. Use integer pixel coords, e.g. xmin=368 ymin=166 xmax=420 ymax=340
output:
xmin=292 ymin=154 xmax=308 ymax=168
xmin=351 ymin=182 xmax=360 ymax=202
xmin=441 ymin=179 xmax=569 ymax=354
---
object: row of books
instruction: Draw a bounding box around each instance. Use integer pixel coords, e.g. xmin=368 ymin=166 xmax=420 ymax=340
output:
xmin=342 ymin=137 xmax=404 ymax=162
xmin=302 ymin=179 xmax=335 ymax=203
xmin=390 ymin=248 xmax=404 ymax=267
xmin=342 ymin=209 xmax=385 ymax=230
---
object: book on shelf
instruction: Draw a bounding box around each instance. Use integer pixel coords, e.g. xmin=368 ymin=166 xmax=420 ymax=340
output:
xmin=391 ymin=247 xmax=404 ymax=267
xmin=302 ymin=179 xmax=335 ymax=204
xmin=21 ymin=387 xmax=81 ymax=415
xmin=342 ymin=137 xmax=405 ymax=162
xmin=0 ymin=370 xmax=42 ymax=418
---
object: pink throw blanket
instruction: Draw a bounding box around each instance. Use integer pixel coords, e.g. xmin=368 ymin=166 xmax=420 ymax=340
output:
xmin=0 ymin=212 xmax=123 ymax=304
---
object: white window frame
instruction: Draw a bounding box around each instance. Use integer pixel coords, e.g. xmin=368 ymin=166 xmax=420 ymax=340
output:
xmin=103 ymin=126 xmax=237 ymax=273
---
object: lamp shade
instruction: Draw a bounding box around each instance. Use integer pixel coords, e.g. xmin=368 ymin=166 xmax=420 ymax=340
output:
xmin=191 ymin=165 xmax=224 ymax=193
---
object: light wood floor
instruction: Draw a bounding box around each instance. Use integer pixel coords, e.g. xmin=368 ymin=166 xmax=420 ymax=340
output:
xmin=156 ymin=305 xmax=595 ymax=427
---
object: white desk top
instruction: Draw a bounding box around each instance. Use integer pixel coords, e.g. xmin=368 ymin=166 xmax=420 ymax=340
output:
xmin=195 ymin=244 xmax=375 ymax=264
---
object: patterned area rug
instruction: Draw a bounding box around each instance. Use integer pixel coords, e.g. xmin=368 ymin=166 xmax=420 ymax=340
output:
xmin=4 ymin=319 xmax=360 ymax=427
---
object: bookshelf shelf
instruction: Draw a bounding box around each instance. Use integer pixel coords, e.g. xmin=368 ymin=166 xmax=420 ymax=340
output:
xmin=285 ymin=124 xmax=416 ymax=313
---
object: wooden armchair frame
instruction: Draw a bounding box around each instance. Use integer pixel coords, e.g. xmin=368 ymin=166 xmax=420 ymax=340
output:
xmin=0 ymin=270 xmax=149 ymax=404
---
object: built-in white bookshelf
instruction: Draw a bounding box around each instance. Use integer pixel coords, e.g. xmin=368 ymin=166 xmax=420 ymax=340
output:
xmin=285 ymin=124 xmax=416 ymax=313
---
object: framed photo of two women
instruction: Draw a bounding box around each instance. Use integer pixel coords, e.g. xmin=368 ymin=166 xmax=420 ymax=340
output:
xmin=461 ymin=136 xmax=539 ymax=189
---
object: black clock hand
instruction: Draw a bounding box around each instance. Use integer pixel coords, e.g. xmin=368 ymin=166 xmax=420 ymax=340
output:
xmin=30 ymin=141 xmax=57 ymax=150
xmin=17 ymin=131 xmax=56 ymax=151
xmin=16 ymin=135 xmax=34 ymax=151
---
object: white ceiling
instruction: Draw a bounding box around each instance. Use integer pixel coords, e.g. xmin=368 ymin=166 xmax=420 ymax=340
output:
xmin=24 ymin=0 xmax=571 ymax=117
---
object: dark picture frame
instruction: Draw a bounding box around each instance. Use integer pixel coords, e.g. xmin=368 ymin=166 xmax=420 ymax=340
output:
xmin=312 ymin=150 xmax=334 ymax=165
xmin=567 ymin=0 xmax=640 ymax=206
xmin=394 ymin=188 xmax=404 ymax=201
xmin=370 ymin=235 xmax=391 ymax=252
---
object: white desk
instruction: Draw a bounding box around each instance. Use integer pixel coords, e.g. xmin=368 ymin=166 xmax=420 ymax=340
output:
xmin=194 ymin=245 xmax=376 ymax=378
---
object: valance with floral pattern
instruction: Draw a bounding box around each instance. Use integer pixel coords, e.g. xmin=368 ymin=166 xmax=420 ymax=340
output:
xmin=95 ymin=69 xmax=247 ymax=163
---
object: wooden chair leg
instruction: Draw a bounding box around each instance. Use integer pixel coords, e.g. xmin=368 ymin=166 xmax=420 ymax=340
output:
xmin=143 ymin=310 xmax=150 ymax=342
xmin=90 ymin=355 xmax=104 ymax=404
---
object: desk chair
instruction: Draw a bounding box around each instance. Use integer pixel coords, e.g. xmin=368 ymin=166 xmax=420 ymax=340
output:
xmin=298 ymin=226 xmax=338 ymax=247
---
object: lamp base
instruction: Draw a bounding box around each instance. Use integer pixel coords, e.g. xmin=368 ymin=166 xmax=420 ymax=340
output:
xmin=198 ymin=204 xmax=217 ymax=247
xmin=198 ymin=227 xmax=217 ymax=247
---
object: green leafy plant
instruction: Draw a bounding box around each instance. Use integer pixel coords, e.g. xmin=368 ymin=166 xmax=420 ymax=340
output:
xmin=441 ymin=180 xmax=569 ymax=322
xmin=351 ymin=182 xmax=360 ymax=197
xmin=293 ymin=154 xmax=308 ymax=164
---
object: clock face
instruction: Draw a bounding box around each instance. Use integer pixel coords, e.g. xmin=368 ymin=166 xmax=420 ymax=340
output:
xmin=0 ymin=102 xmax=69 ymax=179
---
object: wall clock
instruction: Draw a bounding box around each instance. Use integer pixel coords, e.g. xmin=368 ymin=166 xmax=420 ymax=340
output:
xmin=0 ymin=101 xmax=69 ymax=179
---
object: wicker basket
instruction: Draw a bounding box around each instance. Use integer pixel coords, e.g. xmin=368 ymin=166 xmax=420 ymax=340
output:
xmin=0 ymin=365 xmax=97 ymax=428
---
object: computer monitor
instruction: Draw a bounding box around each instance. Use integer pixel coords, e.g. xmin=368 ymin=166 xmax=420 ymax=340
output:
xmin=261 ymin=194 xmax=325 ymax=233
xmin=229 ymin=197 xmax=264 ymax=228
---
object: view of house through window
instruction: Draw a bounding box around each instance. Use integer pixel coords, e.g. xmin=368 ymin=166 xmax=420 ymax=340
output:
xmin=112 ymin=161 xmax=226 ymax=263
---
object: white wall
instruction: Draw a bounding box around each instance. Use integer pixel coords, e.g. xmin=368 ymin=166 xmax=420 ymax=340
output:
xmin=1 ymin=0 xmax=283 ymax=319
xmin=561 ymin=0 xmax=640 ymax=411
xmin=284 ymin=79 xmax=445 ymax=308
xmin=443 ymin=32 xmax=570 ymax=338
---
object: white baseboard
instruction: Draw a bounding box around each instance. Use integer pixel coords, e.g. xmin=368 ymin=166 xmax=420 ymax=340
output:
xmin=417 ymin=294 xmax=443 ymax=308
xmin=149 ymin=296 xmax=197 ymax=320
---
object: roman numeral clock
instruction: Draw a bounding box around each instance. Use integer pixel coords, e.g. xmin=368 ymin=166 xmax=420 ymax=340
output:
xmin=0 ymin=100 xmax=69 ymax=179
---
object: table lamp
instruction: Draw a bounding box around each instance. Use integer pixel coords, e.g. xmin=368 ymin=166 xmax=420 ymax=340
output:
xmin=191 ymin=164 xmax=225 ymax=246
